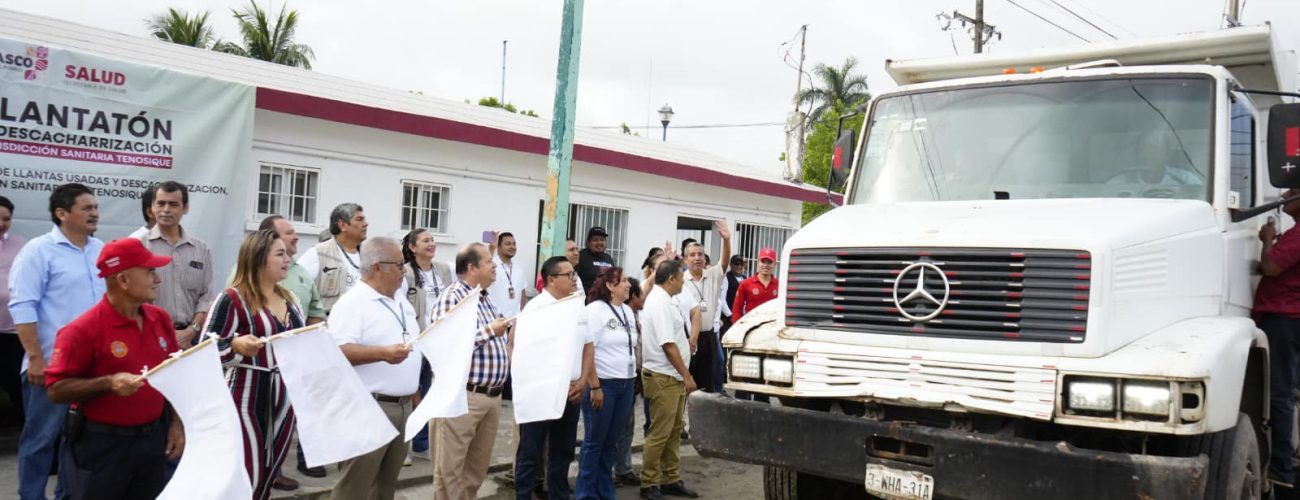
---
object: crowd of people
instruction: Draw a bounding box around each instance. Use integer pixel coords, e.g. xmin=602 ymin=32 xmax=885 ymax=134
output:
xmin=0 ymin=182 xmax=783 ymax=500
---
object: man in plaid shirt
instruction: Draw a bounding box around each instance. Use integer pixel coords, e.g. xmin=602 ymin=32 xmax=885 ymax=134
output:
xmin=430 ymin=243 xmax=512 ymax=500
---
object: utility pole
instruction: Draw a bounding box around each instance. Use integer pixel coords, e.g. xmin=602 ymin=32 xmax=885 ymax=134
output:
xmin=540 ymin=0 xmax=584 ymax=261
xmin=501 ymin=40 xmax=508 ymax=104
xmin=784 ymin=25 xmax=808 ymax=181
xmin=947 ymin=0 xmax=1000 ymax=54
xmin=1226 ymin=0 xmax=1242 ymax=27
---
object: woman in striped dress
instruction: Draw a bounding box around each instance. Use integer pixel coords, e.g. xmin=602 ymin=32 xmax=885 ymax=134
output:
xmin=203 ymin=229 xmax=303 ymax=500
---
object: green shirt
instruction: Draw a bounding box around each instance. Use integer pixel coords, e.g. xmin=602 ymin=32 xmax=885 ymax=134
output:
xmin=225 ymin=262 xmax=325 ymax=320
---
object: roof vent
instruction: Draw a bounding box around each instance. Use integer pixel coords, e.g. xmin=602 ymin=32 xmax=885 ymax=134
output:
xmin=1061 ymin=59 xmax=1122 ymax=71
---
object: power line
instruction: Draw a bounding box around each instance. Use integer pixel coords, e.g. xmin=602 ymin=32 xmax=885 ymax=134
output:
xmin=1045 ymin=0 xmax=1117 ymax=39
xmin=1004 ymin=0 xmax=1091 ymax=43
xmin=1056 ymin=0 xmax=1137 ymax=37
xmin=588 ymin=122 xmax=784 ymax=130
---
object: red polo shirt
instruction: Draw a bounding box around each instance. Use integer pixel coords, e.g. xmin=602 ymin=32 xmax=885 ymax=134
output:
xmin=1255 ymin=228 xmax=1300 ymax=318
xmin=732 ymin=274 xmax=780 ymax=322
xmin=45 ymin=297 xmax=179 ymax=426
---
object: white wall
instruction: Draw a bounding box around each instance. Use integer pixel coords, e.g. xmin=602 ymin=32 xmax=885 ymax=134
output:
xmin=247 ymin=110 xmax=802 ymax=279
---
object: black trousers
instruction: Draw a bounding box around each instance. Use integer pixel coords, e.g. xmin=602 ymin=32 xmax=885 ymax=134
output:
xmin=0 ymin=333 xmax=24 ymax=426
xmin=64 ymin=419 xmax=169 ymax=500
xmin=689 ymin=330 xmax=719 ymax=393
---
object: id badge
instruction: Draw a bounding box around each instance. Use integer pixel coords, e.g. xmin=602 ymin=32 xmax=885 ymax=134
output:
xmin=509 ymin=287 xmax=516 ymax=299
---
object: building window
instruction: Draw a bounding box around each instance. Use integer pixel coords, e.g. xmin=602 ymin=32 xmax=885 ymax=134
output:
xmin=735 ymin=222 xmax=795 ymax=272
xmin=401 ymin=181 xmax=451 ymax=232
xmin=257 ymin=164 xmax=319 ymax=224
xmin=1229 ymin=95 xmax=1255 ymax=207
xmin=535 ymin=201 xmax=630 ymax=269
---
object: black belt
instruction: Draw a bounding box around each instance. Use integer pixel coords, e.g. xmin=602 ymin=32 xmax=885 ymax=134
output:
xmin=466 ymin=383 xmax=504 ymax=397
xmin=374 ymin=394 xmax=410 ymax=404
xmin=84 ymin=417 xmax=163 ymax=436
xmin=174 ymin=322 xmax=191 ymax=330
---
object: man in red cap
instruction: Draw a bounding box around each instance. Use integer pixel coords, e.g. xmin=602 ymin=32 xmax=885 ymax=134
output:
xmin=731 ymin=248 xmax=780 ymax=323
xmin=44 ymin=238 xmax=185 ymax=500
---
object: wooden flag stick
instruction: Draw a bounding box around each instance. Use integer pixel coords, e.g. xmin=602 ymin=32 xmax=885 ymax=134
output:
xmin=136 ymin=337 xmax=217 ymax=382
xmin=263 ymin=322 xmax=327 ymax=343
xmin=409 ymin=286 xmax=482 ymax=345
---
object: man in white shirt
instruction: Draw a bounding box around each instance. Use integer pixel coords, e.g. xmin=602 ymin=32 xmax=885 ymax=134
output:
xmin=126 ymin=185 xmax=154 ymax=240
xmin=639 ymin=260 xmax=700 ymax=500
xmin=678 ymin=221 xmax=731 ymax=395
xmin=326 ymin=237 xmax=420 ymax=500
xmin=514 ymin=255 xmax=593 ymax=500
xmin=487 ymin=231 xmax=527 ymax=317
xmin=299 ymin=203 xmax=368 ymax=315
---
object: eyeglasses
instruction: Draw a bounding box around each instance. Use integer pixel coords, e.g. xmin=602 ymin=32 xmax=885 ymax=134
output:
xmin=377 ymin=261 xmax=404 ymax=269
xmin=549 ymin=271 xmax=577 ymax=279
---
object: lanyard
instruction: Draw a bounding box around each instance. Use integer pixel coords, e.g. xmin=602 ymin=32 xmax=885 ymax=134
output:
xmin=378 ymin=298 xmax=409 ymax=342
xmin=337 ymin=242 xmax=359 ymax=270
xmin=605 ymin=301 xmax=633 ymax=357
xmin=499 ymin=261 xmax=514 ymax=283
xmin=422 ymin=267 xmax=440 ymax=296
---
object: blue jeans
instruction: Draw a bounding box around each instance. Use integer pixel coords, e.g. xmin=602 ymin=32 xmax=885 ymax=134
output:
xmin=412 ymin=360 xmax=433 ymax=453
xmin=516 ymin=401 xmax=580 ymax=500
xmin=576 ymin=378 xmax=636 ymax=499
xmin=613 ymin=394 xmax=636 ymax=476
xmin=1264 ymin=314 xmax=1300 ymax=482
xmin=19 ymin=376 xmax=69 ymax=500
xmin=713 ymin=333 xmax=727 ymax=393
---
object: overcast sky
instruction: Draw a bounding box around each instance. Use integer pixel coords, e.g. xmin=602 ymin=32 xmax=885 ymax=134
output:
xmin=5 ymin=0 xmax=1298 ymax=177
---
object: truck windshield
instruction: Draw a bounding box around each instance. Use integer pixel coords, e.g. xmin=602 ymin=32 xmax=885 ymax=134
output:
xmin=850 ymin=77 xmax=1213 ymax=203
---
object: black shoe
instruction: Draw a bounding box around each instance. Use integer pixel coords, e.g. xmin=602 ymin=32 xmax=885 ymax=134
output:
xmin=297 ymin=463 xmax=327 ymax=478
xmin=615 ymin=472 xmax=641 ymax=487
xmin=661 ymin=481 xmax=699 ymax=498
xmin=679 ymin=430 xmax=690 ymax=441
xmin=640 ymin=486 xmax=665 ymax=500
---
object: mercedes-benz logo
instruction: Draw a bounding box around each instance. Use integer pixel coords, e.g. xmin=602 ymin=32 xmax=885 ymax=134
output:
xmin=891 ymin=262 xmax=951 ymax=322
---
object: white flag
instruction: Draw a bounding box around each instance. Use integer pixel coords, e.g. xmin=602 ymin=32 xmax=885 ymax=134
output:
xmin=405 ymin=291 xmax=481 ymax=439
xmin=511 ymin=296 xmax=585 ymax=424
xmin=148 ymin=340 xmax=253 ymax=500
xmin=271 ymin=326 xmax=397 ymax=467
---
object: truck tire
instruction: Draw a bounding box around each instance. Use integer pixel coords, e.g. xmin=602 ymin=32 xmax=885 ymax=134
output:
xmin=1180 ymin=412 xmax=1262 ymax=500
xmin=763 ymin=466 xmax=870 ymax=500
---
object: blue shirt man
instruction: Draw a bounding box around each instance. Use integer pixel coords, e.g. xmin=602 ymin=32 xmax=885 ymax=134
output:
xmin=6 ymin=183 xmax=105 ymax=500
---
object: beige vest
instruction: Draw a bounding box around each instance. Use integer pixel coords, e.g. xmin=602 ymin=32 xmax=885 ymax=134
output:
xmin=313 ymin=240 xmax=354 ymax=313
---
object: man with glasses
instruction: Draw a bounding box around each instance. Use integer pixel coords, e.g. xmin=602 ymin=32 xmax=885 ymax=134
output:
xmin=514 ymin=256 xmax=594 ymax=500
xmin=327 ymin=237 xmax=420 ymax=499
xmin=431 ymin=243 xmax=511 ymax=500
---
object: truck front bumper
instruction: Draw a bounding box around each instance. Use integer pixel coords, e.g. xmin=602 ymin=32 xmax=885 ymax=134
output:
xmin=688 ymin=393 xmax=1208 ymax=500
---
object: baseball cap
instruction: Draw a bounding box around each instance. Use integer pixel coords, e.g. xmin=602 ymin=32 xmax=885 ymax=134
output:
xmin=758 ymin=248 xmax=777 ymax=262
xmin=586 ymin=226 xmax=609 ymax=240
xmin=97 ymin=238 xmax=172 ymax=278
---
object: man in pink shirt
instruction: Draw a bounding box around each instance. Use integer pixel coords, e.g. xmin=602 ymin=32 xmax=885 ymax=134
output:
xmin=0 ymin=195 xmax=28 ymax=425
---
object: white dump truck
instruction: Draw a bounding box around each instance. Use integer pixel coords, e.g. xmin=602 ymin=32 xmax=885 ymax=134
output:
xmin=689 ymin=26 xmax=1300 ymax=499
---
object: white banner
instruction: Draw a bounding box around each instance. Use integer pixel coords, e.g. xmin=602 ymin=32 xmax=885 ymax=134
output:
xmin=511 ymin=296 xmax=585 ymax=424
xmin=270 ymin=326 xmax=396 ymax=468
xmin=0 ymin=37 xmax=253 ymax=280
xmin=405 ymin=291 xmax=480 ymax=439
xmin=146 ymin=340 xmax=253 ymax=500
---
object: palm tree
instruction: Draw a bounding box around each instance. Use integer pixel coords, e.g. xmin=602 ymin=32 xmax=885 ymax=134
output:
xmin=796 ymin=57 xmax=871 ymax=126
xmin=215 ymin=2 xmax=315 ymax=69
xmin=146 ymin=8 xmax=216 ymax=48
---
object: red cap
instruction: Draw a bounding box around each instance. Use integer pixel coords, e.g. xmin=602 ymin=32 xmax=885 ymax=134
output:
xmin=97 ymin=238 xmax=172 ymax=278
xmin=758 ymin=247 xmax=777 ymax=262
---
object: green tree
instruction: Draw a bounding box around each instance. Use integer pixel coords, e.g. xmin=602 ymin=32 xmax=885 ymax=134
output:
xmin=477 ymin=97 xmax=539 ymax=118
xmin=146 ymin=8 xmax=217 ymax=48
xmin=800 ymin=106 xmax=864 ymax=224
xmin=796 ymin=57 xmax=870 ymax=127
xmin=214 ymin=2 xmax=315 ymax=69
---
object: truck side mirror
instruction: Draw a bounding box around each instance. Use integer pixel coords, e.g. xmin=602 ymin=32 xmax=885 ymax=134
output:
xmin=1267 ymin=103 xmax=1300 ymax=188
xmin=829 ymin=131 xmax=855 ymax=192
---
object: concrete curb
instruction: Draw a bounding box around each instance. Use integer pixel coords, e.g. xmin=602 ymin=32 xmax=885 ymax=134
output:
xmin=275 ymin=443 xmax=647 ymax=499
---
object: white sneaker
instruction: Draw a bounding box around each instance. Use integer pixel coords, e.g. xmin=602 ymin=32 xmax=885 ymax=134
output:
xmin=403 ymin=454 xmax=413 ymax=467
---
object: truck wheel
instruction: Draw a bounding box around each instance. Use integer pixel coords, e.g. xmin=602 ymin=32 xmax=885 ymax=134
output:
xmin=1181 ymin=413 xmax=1262 ymax=500
xmin=763 ymin=466 xmax=870 ymax=500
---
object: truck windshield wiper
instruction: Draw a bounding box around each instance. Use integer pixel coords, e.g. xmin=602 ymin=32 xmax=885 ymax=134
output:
xmin=1129 ymin=81 xmax=1199 ymax=175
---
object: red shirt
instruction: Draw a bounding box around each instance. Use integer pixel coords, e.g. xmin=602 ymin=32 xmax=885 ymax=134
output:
xmin=1255 ymin=228 xmax=1300 ymax=317
xmin=732 ymin=274 xmax=780 ymax=322
xmin=45 ymin=298 xmax=179 ymax=426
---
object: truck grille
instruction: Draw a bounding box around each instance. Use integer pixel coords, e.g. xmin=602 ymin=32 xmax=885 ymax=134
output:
xmin=785 ymin=248 xmax=1090 ymax=343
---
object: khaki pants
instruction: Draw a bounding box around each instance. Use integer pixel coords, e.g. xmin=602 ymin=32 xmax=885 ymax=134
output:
xmin=331 ymin=398 xmax=410 ymax=500
xmin=640 ymin=370 xmax=686 ymax=487
xmin=432 ymin=391 xmax=501 ymax=500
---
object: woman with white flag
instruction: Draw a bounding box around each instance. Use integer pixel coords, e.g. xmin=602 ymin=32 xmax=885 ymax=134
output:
xmin=203 ymin=230 xmax=305 ymax=499
xmin=575 ymin=267 xmax=639 ymax=499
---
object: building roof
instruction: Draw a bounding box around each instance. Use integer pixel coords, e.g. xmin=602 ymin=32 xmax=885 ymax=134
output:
xmin=0 ymin=8 xmax=832 ymax=203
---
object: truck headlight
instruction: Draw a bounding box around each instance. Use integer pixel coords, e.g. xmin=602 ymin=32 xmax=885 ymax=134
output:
xmin=730 ymin=354 xmax=762 ymax=380
xmin=1066 ymin=379 xmax=1115 ymax=412
xmin=1123 ymin=381 xmax=1172 ymax=416
xmin=763 ymin=356 xmax=794 ymax=384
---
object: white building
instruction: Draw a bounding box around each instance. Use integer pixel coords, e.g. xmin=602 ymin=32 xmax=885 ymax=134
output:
xmin=1 ymin=9 xmax=823 ymax=277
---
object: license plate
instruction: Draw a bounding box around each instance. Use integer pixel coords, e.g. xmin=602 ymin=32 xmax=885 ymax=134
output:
xmin=864 ymin=464 xmax=934 ymax=500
